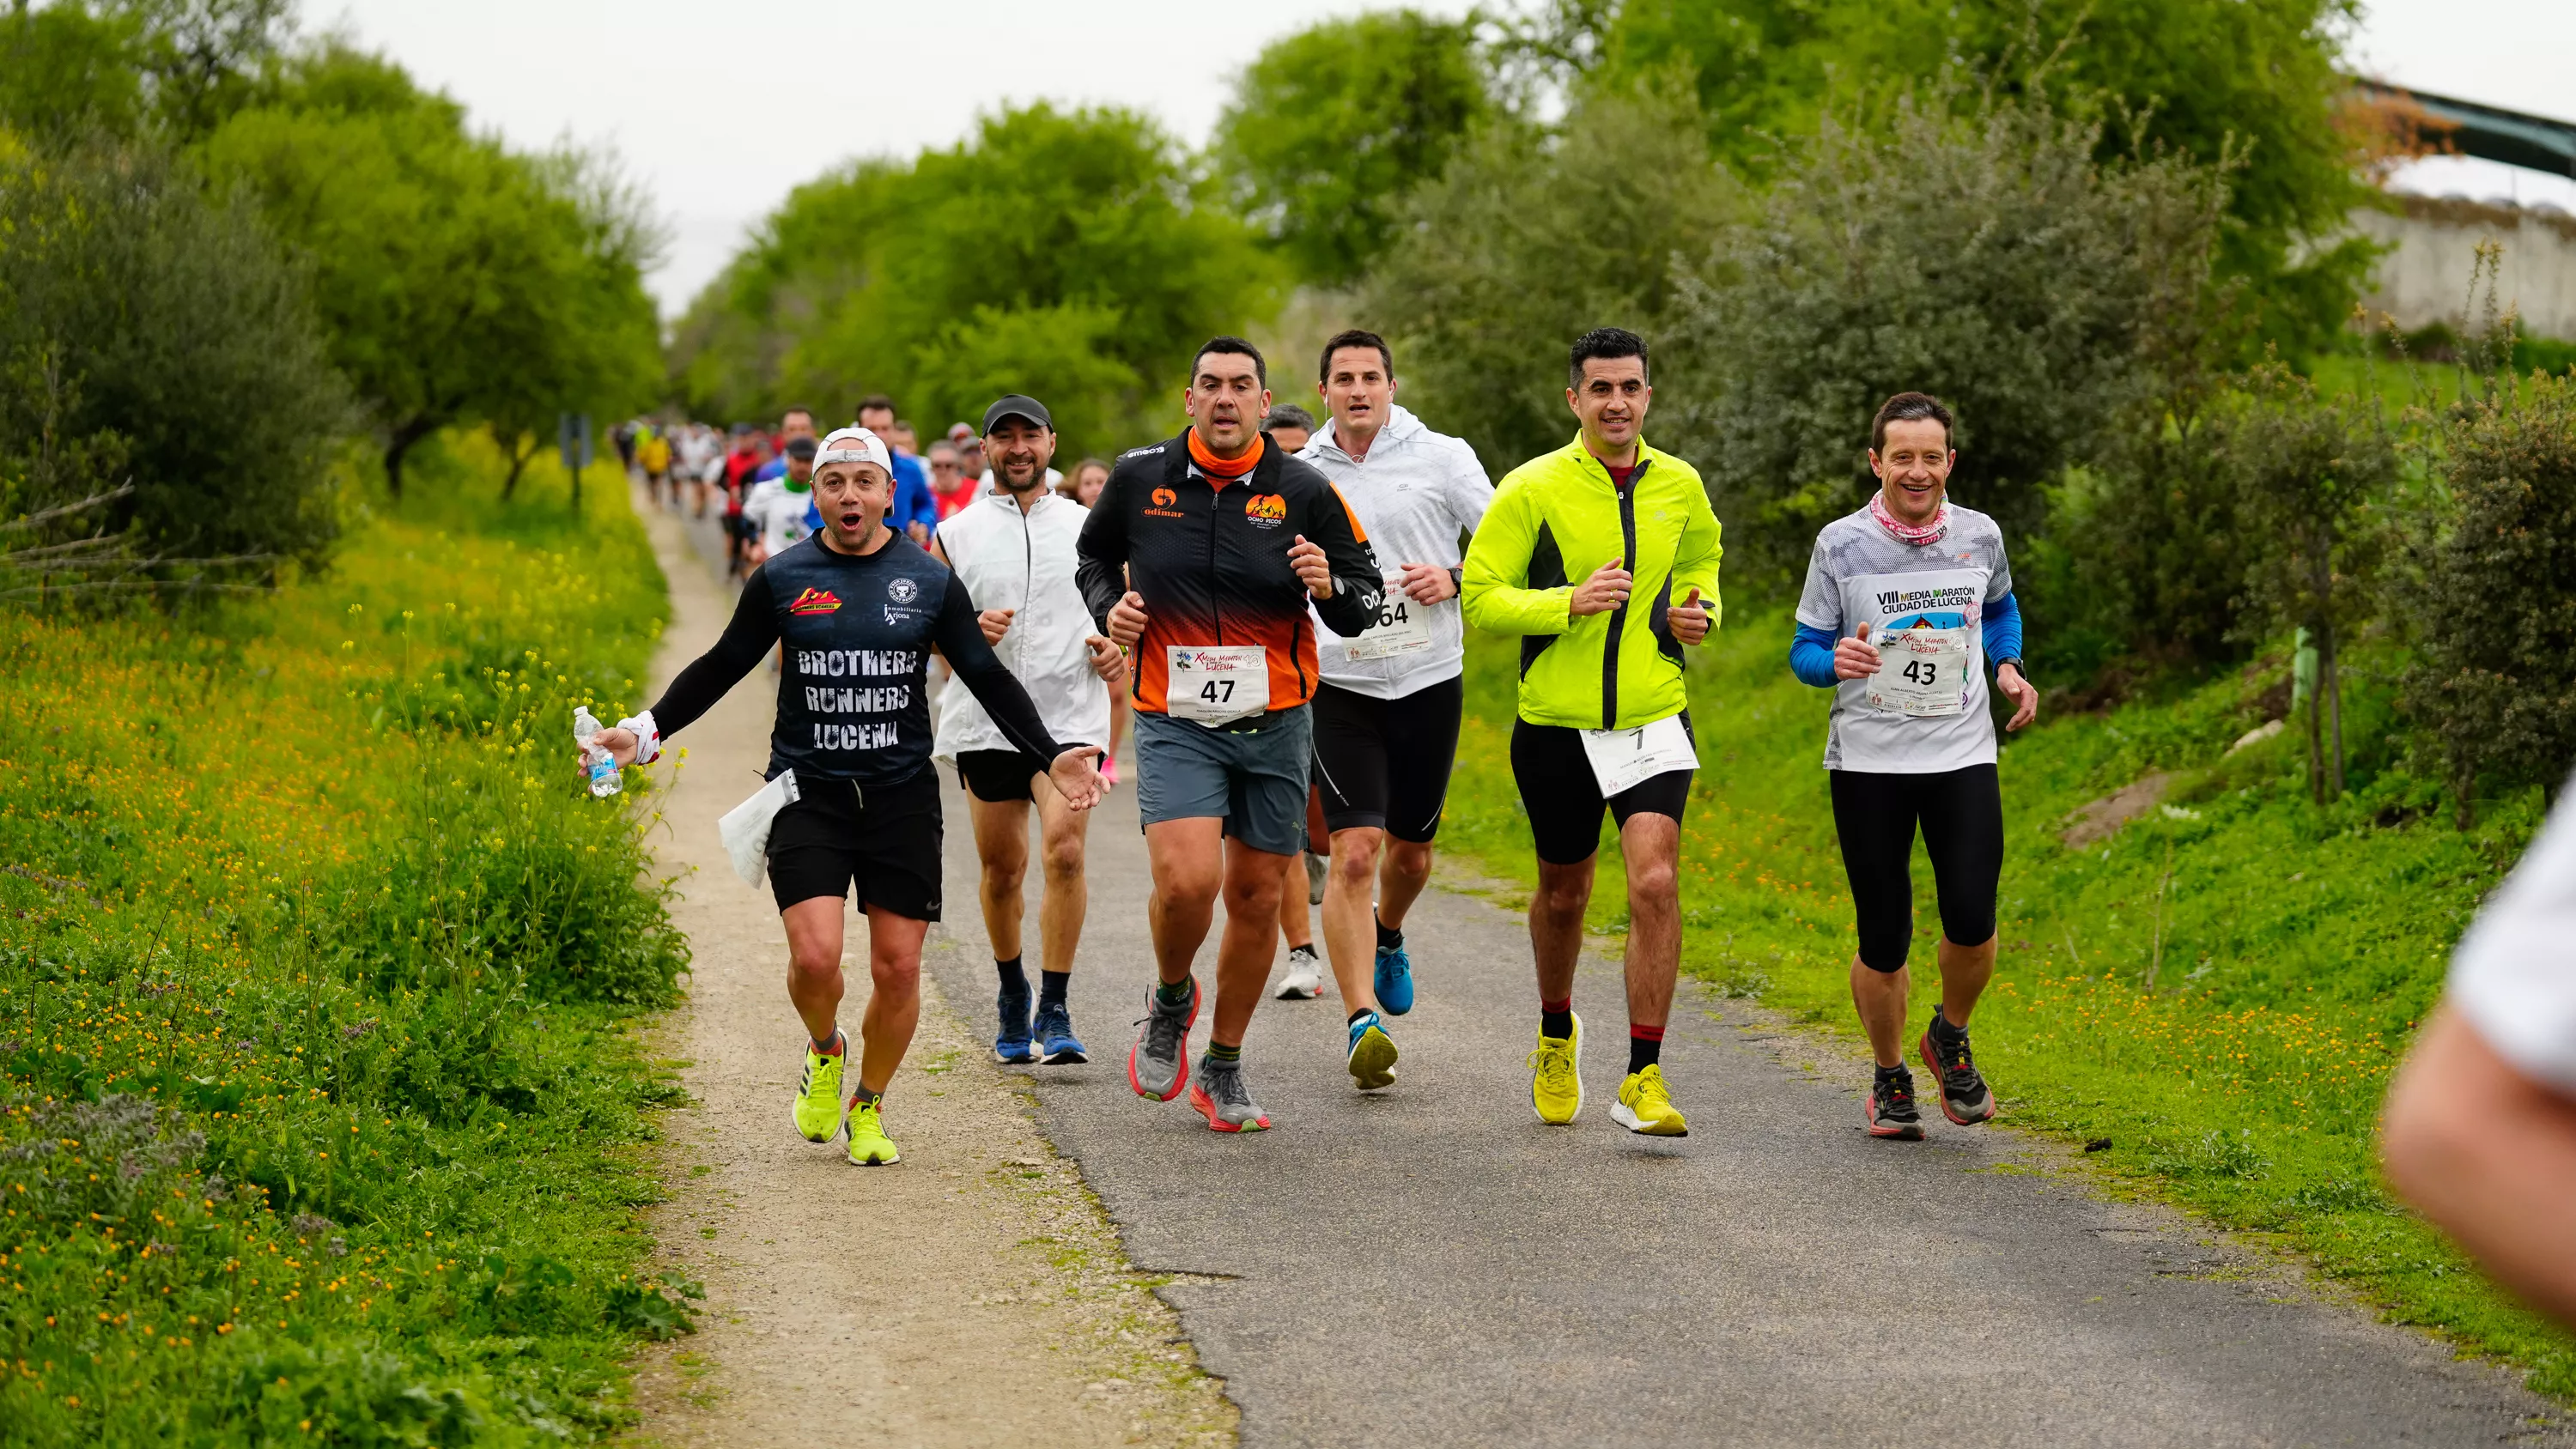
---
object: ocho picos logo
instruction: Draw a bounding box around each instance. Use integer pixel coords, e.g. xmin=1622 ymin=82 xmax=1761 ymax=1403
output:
xmin=787 ymin=587 xmax=842 ymax=615
xmin=1243 ymin=494 xmax=1286 ymax=528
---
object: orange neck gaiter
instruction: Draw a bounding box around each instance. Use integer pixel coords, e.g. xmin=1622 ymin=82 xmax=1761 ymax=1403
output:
xmin=1187 ymin=427 xmax=1265 ymax=480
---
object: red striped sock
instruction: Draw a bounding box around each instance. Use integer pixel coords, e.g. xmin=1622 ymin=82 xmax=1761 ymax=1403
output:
xmin=1628 ymin=1024 xmax=1664 ymax=1074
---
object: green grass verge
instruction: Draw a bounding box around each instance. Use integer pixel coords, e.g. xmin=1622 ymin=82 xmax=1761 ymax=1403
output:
xmin=1437 ymin=603 xmax=2576 ymax=1397
xmin=0 ymin=435 xmax=696 ymax=1444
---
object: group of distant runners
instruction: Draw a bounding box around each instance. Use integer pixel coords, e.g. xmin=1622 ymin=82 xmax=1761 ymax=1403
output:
xmin=589 ymin=318 xmax=2039 ymax=1162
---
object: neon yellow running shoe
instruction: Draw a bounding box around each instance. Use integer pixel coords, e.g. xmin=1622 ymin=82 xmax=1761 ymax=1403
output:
xmin=1528 ymin=1013 xmax=1583 ymax=1125
xmin=1613 ymin=1064 xmax=1689 ymax=1137
xmin=792 ymin=1034 xmax=846 ymax=1143
xmin=846 ymin=1098 xmax=900 ymax=1166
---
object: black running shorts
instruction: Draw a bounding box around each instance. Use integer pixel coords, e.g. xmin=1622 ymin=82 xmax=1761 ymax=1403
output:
xmin=954 ymin=748 xmax=1047 ymax=804
xmin=1309 ymin=677 xmax=1465 ymax=843
xmin=1828 ymin=763 xmax=2004 ymax=973
xmin=765 ymin=769 xmax=944 ymax=919
xmin=1510 ymin=716 xmax=1695 ymax=867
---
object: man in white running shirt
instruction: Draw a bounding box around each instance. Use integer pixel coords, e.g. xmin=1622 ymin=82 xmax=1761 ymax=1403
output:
xmin=742 ymin=435 xmax=820 ymax=565
xmin=932 ymin=394 xmax=1127 ymax=1067
xmin=1296 ymin=328 xmax=1493 ymax=1090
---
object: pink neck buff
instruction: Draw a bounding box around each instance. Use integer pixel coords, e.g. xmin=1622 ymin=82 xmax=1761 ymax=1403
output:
xmin=1868 ymin=489 xmax=1948 ymax=546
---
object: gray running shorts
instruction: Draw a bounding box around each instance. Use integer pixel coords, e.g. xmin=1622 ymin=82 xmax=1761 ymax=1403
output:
xmin=1133 ymin=705 xmax=1312 ymax=857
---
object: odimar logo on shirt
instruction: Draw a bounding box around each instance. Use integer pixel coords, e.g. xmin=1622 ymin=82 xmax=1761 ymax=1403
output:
xmin=787 ymin=587 xmax=842 ymax=615
xmin=1244 ymin=494 xmax=1285 ymax=525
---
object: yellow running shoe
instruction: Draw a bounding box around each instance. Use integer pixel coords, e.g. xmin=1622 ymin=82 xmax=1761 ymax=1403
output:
xmin=792 ymin=1034 xmax=846 ymax=1143
xmin=846 ymin=1098 xmax=900 ymax=1166
xmin=1613 ymin=1064 xmax=1689 ymax=1137
xmin=1528 ymin=1013 xmax=1584 ymax=1125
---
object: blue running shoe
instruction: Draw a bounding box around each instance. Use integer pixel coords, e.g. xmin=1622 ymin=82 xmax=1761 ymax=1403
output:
xmin=1374 ymin=942 xmax=1416 ymax=1016
xmin=1034 ymin=1002 xmax=1088 ymax=1064
xmin=1346 ymin=1011 xmax=1397 ymax=1091
xmin=994 ymin=979 xmax=1036 ymax=1064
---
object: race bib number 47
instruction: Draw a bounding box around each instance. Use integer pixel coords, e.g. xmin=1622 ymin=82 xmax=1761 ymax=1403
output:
xmin=1166 ymin=645 xmax=1271 ymax=726
xmin=1865 ymin=627 xmax=1971 ymax=717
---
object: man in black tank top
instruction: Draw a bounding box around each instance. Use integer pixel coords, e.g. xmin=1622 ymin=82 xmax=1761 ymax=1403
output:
xmin=592 ymin=427 xmax=1104 ymax=1167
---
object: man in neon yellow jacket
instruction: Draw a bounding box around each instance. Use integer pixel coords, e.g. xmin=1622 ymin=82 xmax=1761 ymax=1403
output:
xmin=1462 ymin=326 xmax=1722 ymax=1139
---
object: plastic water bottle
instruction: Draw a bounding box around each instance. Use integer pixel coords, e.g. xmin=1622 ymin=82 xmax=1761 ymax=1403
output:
xmin=573 ymin=706 xmax=621 ymax=797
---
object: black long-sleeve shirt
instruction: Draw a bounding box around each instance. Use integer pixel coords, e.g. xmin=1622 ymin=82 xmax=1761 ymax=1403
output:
xmin=652 ymin=530 xmax=1061 ymax=786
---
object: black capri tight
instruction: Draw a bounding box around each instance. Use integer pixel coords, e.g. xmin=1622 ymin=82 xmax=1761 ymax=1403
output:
xmin=1828 ymin=763 xmax=2004 ymax=973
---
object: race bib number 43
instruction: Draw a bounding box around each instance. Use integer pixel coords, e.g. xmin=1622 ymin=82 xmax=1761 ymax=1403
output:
xmin=1167 ymin=645 xmax=1271 ymax=726
xmin=1345 ymin=574 xmax=1434 ymax=661
xmin=1866 ymin=627 xmax=1971 ymax=718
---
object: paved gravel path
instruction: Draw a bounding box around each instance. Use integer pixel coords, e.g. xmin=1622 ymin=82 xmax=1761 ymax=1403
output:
xmin=925 ymin=737 xmax=2569 ymax=1448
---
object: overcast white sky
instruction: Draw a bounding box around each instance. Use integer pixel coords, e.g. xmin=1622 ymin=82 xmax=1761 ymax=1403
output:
xmin=307 ymin=0 xmax=2576 ymax=318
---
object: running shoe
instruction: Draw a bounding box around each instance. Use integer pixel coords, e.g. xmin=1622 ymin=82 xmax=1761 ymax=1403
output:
xmin=792 ymin=1034 xmax=846 ymax=1143
xmin=1613 ymin=1064 xmax=1689 ymax=1137
xmin=1188 ymin=1058 xmax=1273 ymax=1133
xmin=1346 ymin=1011 xmax=1397 ymax=1091
xmin=1374 ymin=942 xmax=1416 ymax=1016
xmin=1127 ymin=979 xmax=1199 ymax=1101
xmin=1034 ymin=1002 xmax=1088 ymax=1065
xmin=994 ymin=978 xmax=1036 ymax=1064
xmin=1918 ymin=1017 xmax=1996 ymax=1125
xmin=1274 ymin=944 xmax=1325 ymax=1000
xmin=846 ymin=1099 xmax=900 ymax=1166
xmin=1867 ymin=1067 xmax=1925 ymax=1141
xmin=1304 ymin=851 xmax=1327 ymax=906
xmin=1528 ymin=1014 xmax=1584 ymax=1125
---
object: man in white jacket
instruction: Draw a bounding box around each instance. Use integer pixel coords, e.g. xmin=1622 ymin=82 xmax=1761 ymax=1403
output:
xmin=1293 ymin=329 xmax=1494 ymax=1091
xmin=932 ymin=395 xmax=1127 ymax=1065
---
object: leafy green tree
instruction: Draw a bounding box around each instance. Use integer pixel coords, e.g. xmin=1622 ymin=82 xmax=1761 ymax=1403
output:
xmin=0 ymin=136 xmax=349 ymax=586
xmin=2220 ymin=365 xmax=2395 ymax=802
xmin=1558 ymin=0 xmax=2368 ymax=355
xmin=1358 ymin=77 xmax=1736 ymax=476
xmin=202 ymin=45 xmax=663 ymax=497
xmin=1665 ymin=88 xmax=2230 ymax=574
xmin=0 ymin=0 xmax=290 ymax=147
xmin=2409 ymin=373 xmax=2576 ymax=822
xmin=673 ymin=103 xmax=1274 ymax=458
xmin=0 ymin=3 xmax=147 ymax=146
xmin=1211 ymin=9 xmax=1490 ymax=285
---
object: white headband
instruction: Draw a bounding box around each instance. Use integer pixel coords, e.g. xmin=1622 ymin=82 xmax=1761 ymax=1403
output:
xmin=814 ymin=426 xmax=892 ymax=476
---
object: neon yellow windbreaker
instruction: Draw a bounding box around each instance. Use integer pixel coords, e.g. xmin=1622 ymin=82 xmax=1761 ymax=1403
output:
xmin=1461 ymin=433 xmax=1722 ymax=730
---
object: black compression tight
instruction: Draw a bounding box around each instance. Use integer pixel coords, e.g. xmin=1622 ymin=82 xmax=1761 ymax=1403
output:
xmin=1828 ymin=764 xmax=2004 ymax=973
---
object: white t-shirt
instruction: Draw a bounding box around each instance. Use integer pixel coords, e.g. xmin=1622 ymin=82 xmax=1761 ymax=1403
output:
xmin=931 ymin=490 xmax=1109 ymax=758
xmin=2451 ymin=781 xmax=2576 ymax=1093
xmin=742 ymin=478 xmax=814 ymax=555
xmin=1795 ymin=504 xmax=2013 ymax=773
xmin=1297 ymin=405 xmax=1494 ymax=700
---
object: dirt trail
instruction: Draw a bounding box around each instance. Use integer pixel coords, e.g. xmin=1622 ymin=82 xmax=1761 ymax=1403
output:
xmin=620 ymin=496 xmax=1233 ymax=1447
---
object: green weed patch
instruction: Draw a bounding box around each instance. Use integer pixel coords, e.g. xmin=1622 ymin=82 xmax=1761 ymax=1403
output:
xmin=1439 ymin=604 xmax=2576 ymax=1397
xmin=0 ymin=440 xmax=695 ymax=1443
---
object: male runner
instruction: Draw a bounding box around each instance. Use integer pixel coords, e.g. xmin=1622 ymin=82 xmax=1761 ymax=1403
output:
xmin=1290 ymin=330 xmax=1492 ymax=1091
xmin=1789 ymin=391 xmax=2037 ymax=1139
xmin=932 ymin=394 xmax=1125 ymax=1067
xmin=589 ymin=427 xmax=1105 ymax=1167
xmin=1461 ymin=327 xmax=1719 ymax=1138
xmin=1264 ymin=401 xmax=1328 ymax=998
xmin=858 ymin=395 xmax=940 ymax=542
xmin=751 ymin=406 xmax=818 ymax=483
xmin=741 ymin=435 xmax=818 ymax=566
xmin=1261 ymin=403 xmax=1315 ymax=453
xmin=1077 ymin=336 xmax=1384 ymax=1132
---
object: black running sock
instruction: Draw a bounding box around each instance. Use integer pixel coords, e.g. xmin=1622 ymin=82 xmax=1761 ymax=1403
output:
xmin=1155 ymin=976 xmax=1194 ymax=1009
xmin=1375 ymin=913 xmax=1403 ymax=952
xmin=1930 ymin=1005 xmax=1967 ymax=1044
xmin=1206 ymin=1040 xmax=1242 ymax=1064
xmin=1874 ymin=1063 xmax=1911 ymax=1088
xmin=1347 ymin=1008 xmax=1372 ymax=1026
xmin=850 ymin=1085 xmax=883 ymax=1107
xmin=1627 ymin=1025 xmax=1663 ymax=1075
xmin=1039 ymin=969 xmax=1071 ymax=1010
xmin=996 ymin=955 xmax=1029 ymax=996
xmin=1540 ymin=997 xmax=1574 ymax=1042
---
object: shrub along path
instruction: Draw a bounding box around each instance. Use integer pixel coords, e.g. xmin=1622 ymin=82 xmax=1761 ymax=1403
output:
xmin=623 ymin=495 xmax=1230 ymax=1446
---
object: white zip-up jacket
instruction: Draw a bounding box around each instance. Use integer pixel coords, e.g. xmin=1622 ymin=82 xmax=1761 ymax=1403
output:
xmin=932 ymin=488 xmax=1112 ymax=759
xmin=1300 ymin=404 xmax=1495 ymax=699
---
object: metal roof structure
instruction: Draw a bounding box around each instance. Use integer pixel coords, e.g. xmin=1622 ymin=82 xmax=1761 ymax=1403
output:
xmin=2357 ymin=81 xmax=2576 ymax=179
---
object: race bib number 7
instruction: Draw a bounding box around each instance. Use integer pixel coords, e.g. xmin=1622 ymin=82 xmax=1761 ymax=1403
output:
xmin=1865 ymin=627 xmax=1971 ymax=717
xmin=1166 ymin=645 xmax=1271 ymax=726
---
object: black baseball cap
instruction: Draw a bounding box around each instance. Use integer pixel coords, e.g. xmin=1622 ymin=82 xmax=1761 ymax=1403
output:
xmin=981 ymin=395 xmax=1052 ymax=433
xmin=784 ymin=435 xmax=817 ymax=459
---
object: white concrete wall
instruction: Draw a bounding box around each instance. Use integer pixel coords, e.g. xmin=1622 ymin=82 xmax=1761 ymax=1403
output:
xmin=2355 ymin=194 xmax=2576 ymax=340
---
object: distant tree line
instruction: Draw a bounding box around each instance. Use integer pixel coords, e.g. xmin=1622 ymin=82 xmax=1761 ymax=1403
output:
xmin=0 ymin=0 xmax=665 ymax=599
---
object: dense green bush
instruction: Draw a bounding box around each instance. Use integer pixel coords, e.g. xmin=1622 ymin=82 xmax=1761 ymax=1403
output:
xmin=2408 ymin=372 xmax=2576 ymax=819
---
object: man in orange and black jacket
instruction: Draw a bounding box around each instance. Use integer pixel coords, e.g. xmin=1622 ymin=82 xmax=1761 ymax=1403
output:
xmin=1076 ymin=335 xmax=1382 ymax=1134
